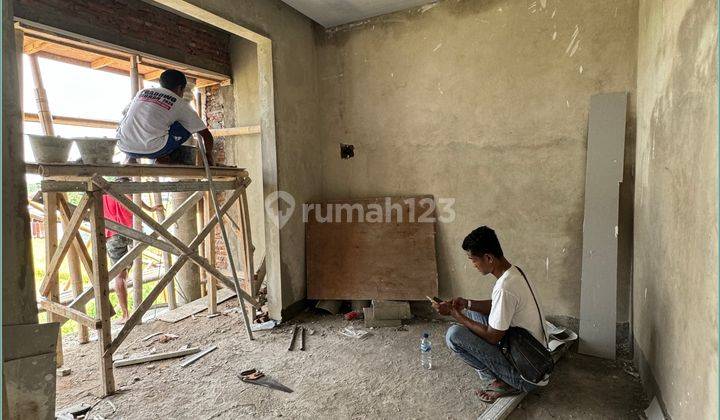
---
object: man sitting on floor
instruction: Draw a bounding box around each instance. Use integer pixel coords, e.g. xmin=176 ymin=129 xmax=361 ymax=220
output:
xmin=117 ymin=69 xmax=214 ymax=165
xmin=104 ymin=177 xmax=164 ymax=323
xmin=432 ymin=226 xmax=549 ymax=403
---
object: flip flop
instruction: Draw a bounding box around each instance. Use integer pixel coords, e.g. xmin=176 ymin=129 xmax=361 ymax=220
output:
xmin=476 ymin=382 xmax=521 ymax=404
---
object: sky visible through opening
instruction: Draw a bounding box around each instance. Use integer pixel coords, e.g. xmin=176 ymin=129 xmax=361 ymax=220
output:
xmin=23 ymin=55 xmax=160 ymax=185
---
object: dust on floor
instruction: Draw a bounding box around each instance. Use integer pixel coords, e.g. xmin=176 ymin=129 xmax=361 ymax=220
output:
xmin=56 ymin=301 xmax=647 ymax=419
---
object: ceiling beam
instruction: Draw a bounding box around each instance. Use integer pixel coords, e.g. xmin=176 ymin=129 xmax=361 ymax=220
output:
xmin=90 ymin=56 xmax=117 ymax=70
xmin=144 ymin=69 xmax=164 ymax=80
xmin=24 ymin=40 xmax=49 ymax=54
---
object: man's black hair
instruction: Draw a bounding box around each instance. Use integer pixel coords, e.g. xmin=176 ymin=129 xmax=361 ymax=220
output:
xmin=159 ymin=69 xmax=187 ymax=91
xmin=461 ymin=226 xmax=504 ymax=258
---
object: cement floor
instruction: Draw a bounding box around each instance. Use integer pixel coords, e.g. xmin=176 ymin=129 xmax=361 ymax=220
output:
xmin=55 ymin=302 xmax=647 ymax=419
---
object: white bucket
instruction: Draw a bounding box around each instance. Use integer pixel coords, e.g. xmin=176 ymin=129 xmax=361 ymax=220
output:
xmin=27 ymin=134 xmax=73 ymax=163
xmin=74 ymin=137 xmax=118 ymax=165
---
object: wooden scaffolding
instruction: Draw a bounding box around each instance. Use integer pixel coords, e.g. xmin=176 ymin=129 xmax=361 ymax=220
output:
xmin=27 ymin=162 xmax=260 ymax=396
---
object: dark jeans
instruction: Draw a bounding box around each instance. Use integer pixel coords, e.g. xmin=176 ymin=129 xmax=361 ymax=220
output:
xmin=445 ymin=310 xmax=537 ymax=392
xmin=125 ymin=121 xmax=192 ymax=159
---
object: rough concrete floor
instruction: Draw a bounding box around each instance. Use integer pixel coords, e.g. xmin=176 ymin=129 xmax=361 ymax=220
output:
xmin=56 ymin=302 xmax=647 ymax=419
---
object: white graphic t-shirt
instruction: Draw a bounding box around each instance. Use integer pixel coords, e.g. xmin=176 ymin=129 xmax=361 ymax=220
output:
xmin=116 ymin=87 xmax=206 ymax=154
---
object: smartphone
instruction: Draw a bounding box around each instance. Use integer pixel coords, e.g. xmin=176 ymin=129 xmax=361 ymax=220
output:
xmin=426 ymin=296 xmax=443 ymax=304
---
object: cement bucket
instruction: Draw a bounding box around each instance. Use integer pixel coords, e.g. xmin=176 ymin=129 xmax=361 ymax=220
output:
xmin=74 ymin=137 xmax=118 ymax=165
xmin=27 ymin=134 xmax=72 ymax=163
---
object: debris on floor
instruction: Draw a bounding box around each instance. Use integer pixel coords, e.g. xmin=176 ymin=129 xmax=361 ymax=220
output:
xmin=340 ymin=326 xmax=370 ymax=340
xmin=180 ymin=345 xmax=218 ymax=367
xmin=288 ymin=325 xmax=302 ymax=351
xmin=344 ymin=310 xmax=362 ymax=320
xmin=250 ymin=320 xmax=277 ymax=331
xmin=113 ymin=347 xmax=200 ymax=367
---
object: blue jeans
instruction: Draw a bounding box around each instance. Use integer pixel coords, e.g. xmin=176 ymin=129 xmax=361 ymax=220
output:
xmin=125 ymin=121 xmax=192 ymax=159
xmin=445 ymin=310 xmax=537 ymax=392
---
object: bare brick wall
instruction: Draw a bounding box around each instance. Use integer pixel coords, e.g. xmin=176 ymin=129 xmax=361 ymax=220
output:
xmin=14 ymin=0 xmax=231 ymax=75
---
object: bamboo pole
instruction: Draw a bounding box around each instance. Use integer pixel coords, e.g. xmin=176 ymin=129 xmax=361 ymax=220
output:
xmin=152 ymin=189 xmax=176 ymax=309
xmin=43 ymin=192 xmax=63 ymax=367
xmin=130 ymin=55 xmax=144 ymax=319
xmin=30 ymin=54 xmax=89 ymax=345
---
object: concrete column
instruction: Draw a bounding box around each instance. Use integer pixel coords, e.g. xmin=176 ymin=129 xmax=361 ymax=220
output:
xmin=3 ymin=7 xmax=59 ymax=417
xmin=173 ymin=191 xmax=201 ymax=304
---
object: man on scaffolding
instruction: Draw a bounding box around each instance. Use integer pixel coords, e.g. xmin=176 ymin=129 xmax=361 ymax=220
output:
xmin=117 ymin=69 xmax=215 ymax=166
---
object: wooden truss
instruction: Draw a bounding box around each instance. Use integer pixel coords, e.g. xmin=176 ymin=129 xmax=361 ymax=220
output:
xmin=29 ymin=163 xmax=260 ymax=396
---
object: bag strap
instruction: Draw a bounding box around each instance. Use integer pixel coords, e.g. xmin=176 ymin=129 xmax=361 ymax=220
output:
xmin=515 ymin=266 xmax=549 ymax=348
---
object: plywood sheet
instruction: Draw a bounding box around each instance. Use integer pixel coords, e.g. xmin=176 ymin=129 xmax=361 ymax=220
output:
xmin=306 ymin=196 xmax=438 ymax=300
xmin=578 ymin=92 xmax=627 ymax=360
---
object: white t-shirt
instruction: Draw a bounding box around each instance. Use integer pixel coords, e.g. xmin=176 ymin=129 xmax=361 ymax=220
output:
xmin=488 ymin=266 xmax=547 ymax=345
xmin=116 ymin=87 xmax=206 ymax=154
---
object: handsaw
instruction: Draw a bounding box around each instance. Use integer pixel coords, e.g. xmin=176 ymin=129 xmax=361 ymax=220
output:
xmin=239 ymin=369 xmax=294 ymax=393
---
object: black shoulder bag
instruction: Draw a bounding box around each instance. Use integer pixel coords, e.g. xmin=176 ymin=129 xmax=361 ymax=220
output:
xmin=497 ymin=266 xmax=554 ymax=385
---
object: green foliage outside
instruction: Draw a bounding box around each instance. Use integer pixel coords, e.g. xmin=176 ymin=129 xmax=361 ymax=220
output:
xmin=32 ymin=238 xmax=166 ymax=336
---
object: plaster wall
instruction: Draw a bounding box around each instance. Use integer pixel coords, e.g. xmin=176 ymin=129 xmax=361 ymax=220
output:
xmin=634 ymin=0 xmax=718 ymax=417
xmin=316 ymin=0 xmax=638 ymax=320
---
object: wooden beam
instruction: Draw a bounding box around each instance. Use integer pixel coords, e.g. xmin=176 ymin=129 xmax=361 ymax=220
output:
xmin=57 ymin=195 xmax=94 ymax=279
xmin=90 ymin=56 xmax=117 ymax=70
xmin=104 ymin=220 xmax=179 ymax=255
xmin=42 ymin=192 xmax=63 ymax=367
xmin=195 ymin=78 xmax=219 ymax=88
xmin=143 ymin=69 xmax=163 ymax=80
xmin=42 ymin=179 xmax=239 ymax=194
xmin=152 ymin=190 xmax=176 ymax=310
xmin=107 ymin=191 xmax=204 ymax=280
xmin=23 ymin=40 xmax=49 ymax=54
xmin=38 ymin=299 xmax=101 ymax=330
xmin=95 ymin=177 xmax=258 ymax=306
xmin=238 ymin=189 xmax=256 ymax=319
xmin=107 ymin=254 xmax=188 ymax=356
xmin=24 ymin=112 xmax=118 ymax=129
xmin=69 ymin=191 xmax=205 ymax=309
xmin=26 ymin=163 xmax=248 ymax=180
xmin=39 ymin=194 xmax=91 ymax=296
xmin=88 ymin=190 xmax=116 ymax=395
xmin=210 ymin=125 xmax=261 ymax=137
xmin=204 ymin=193 xmax=217 ymax=314
xmin=113 ymin=347 xmax=200 ymax=367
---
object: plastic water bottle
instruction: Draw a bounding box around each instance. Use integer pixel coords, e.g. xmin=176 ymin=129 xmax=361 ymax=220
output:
xmin=420 ymin=332 xmax=432 ymax=370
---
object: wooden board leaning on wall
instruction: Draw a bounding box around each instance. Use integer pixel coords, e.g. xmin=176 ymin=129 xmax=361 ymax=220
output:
xmin=306 ymin=195 xmax=439 ymax=301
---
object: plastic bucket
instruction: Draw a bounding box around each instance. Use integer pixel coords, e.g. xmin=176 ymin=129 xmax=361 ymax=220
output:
xmin=74 ymin=137 xmax=118 ymax=165
xmin=27 ymin=134 xmax=72 ymax=163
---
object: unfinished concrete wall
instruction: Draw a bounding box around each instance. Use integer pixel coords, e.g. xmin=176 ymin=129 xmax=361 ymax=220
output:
xmin=317 ymin=0 xmax=638 ymax=321
xmin=185 ymin=0 xmax=322 ymax=316
xmin=634 ymin=0 xmax=718 ymax=417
